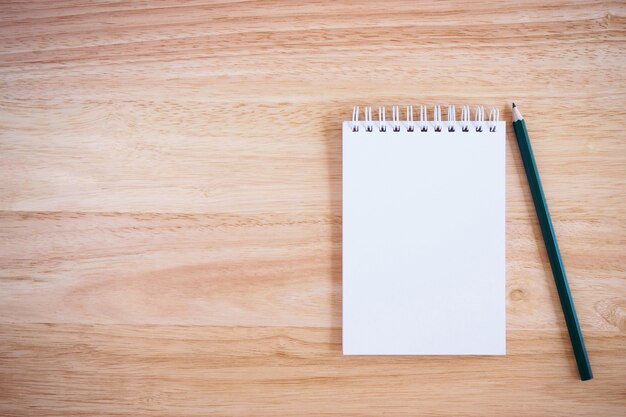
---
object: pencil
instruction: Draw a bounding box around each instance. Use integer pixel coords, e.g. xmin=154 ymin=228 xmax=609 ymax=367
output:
xmin=512 ymin=103 xmax=593 ymax=381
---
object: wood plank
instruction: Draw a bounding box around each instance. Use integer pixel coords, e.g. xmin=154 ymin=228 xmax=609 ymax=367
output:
xmin=0 ymin=211 xmax=623 ymax=332
xmin=0 ymin=324 xmax=625 ymax=417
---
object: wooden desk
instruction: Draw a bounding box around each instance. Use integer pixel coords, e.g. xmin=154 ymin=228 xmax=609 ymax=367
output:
xmin=1 ymin=1 xmax=624 ymax=415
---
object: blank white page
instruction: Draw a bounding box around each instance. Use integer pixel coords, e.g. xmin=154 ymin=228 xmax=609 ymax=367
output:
xmin=342 ymin=120 xmax=506 ymax=355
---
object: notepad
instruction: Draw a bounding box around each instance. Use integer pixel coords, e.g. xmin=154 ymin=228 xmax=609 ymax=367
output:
xmin=342 ymin=105 xmax=506 ymax=355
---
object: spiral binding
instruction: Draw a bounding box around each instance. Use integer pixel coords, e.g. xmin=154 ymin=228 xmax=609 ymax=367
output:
xmin=351 ymin=105 xmax=501 ymax=133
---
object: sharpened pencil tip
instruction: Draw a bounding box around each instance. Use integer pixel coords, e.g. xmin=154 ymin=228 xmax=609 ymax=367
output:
xmin=512 ymin=103 xmax=523 ymax=122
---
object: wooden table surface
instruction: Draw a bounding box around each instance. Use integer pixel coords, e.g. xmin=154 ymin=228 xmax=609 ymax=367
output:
xmin=1 ymin=1 xmax=625 ymax=415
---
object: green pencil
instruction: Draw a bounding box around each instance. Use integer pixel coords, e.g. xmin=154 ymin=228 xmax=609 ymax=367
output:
xmin=512 ymin=103 xmax=592 ymax=381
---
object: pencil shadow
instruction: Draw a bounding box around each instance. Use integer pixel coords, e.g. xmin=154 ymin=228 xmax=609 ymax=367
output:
xmin=323 ymin=113 xmax=343 ymax=352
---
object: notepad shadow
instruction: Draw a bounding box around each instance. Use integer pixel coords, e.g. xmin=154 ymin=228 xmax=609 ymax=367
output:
xmin=324 ymin=117 xmax=343 ymax=352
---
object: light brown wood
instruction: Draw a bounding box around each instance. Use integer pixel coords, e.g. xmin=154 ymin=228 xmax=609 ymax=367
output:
xmin=0 ymin=1 xmax=625 ymax=415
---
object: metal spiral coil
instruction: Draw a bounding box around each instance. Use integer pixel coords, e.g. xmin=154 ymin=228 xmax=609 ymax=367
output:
xmin=351 ymin=105 xmax=501 ymax=133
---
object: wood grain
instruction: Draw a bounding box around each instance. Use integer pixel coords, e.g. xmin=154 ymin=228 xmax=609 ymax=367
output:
xmin=0 ymin=0 xmax=625 ymax=415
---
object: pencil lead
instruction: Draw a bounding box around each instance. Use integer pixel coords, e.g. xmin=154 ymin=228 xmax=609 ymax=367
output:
xmin=512 ymin=102 xmax=516 ymax=108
